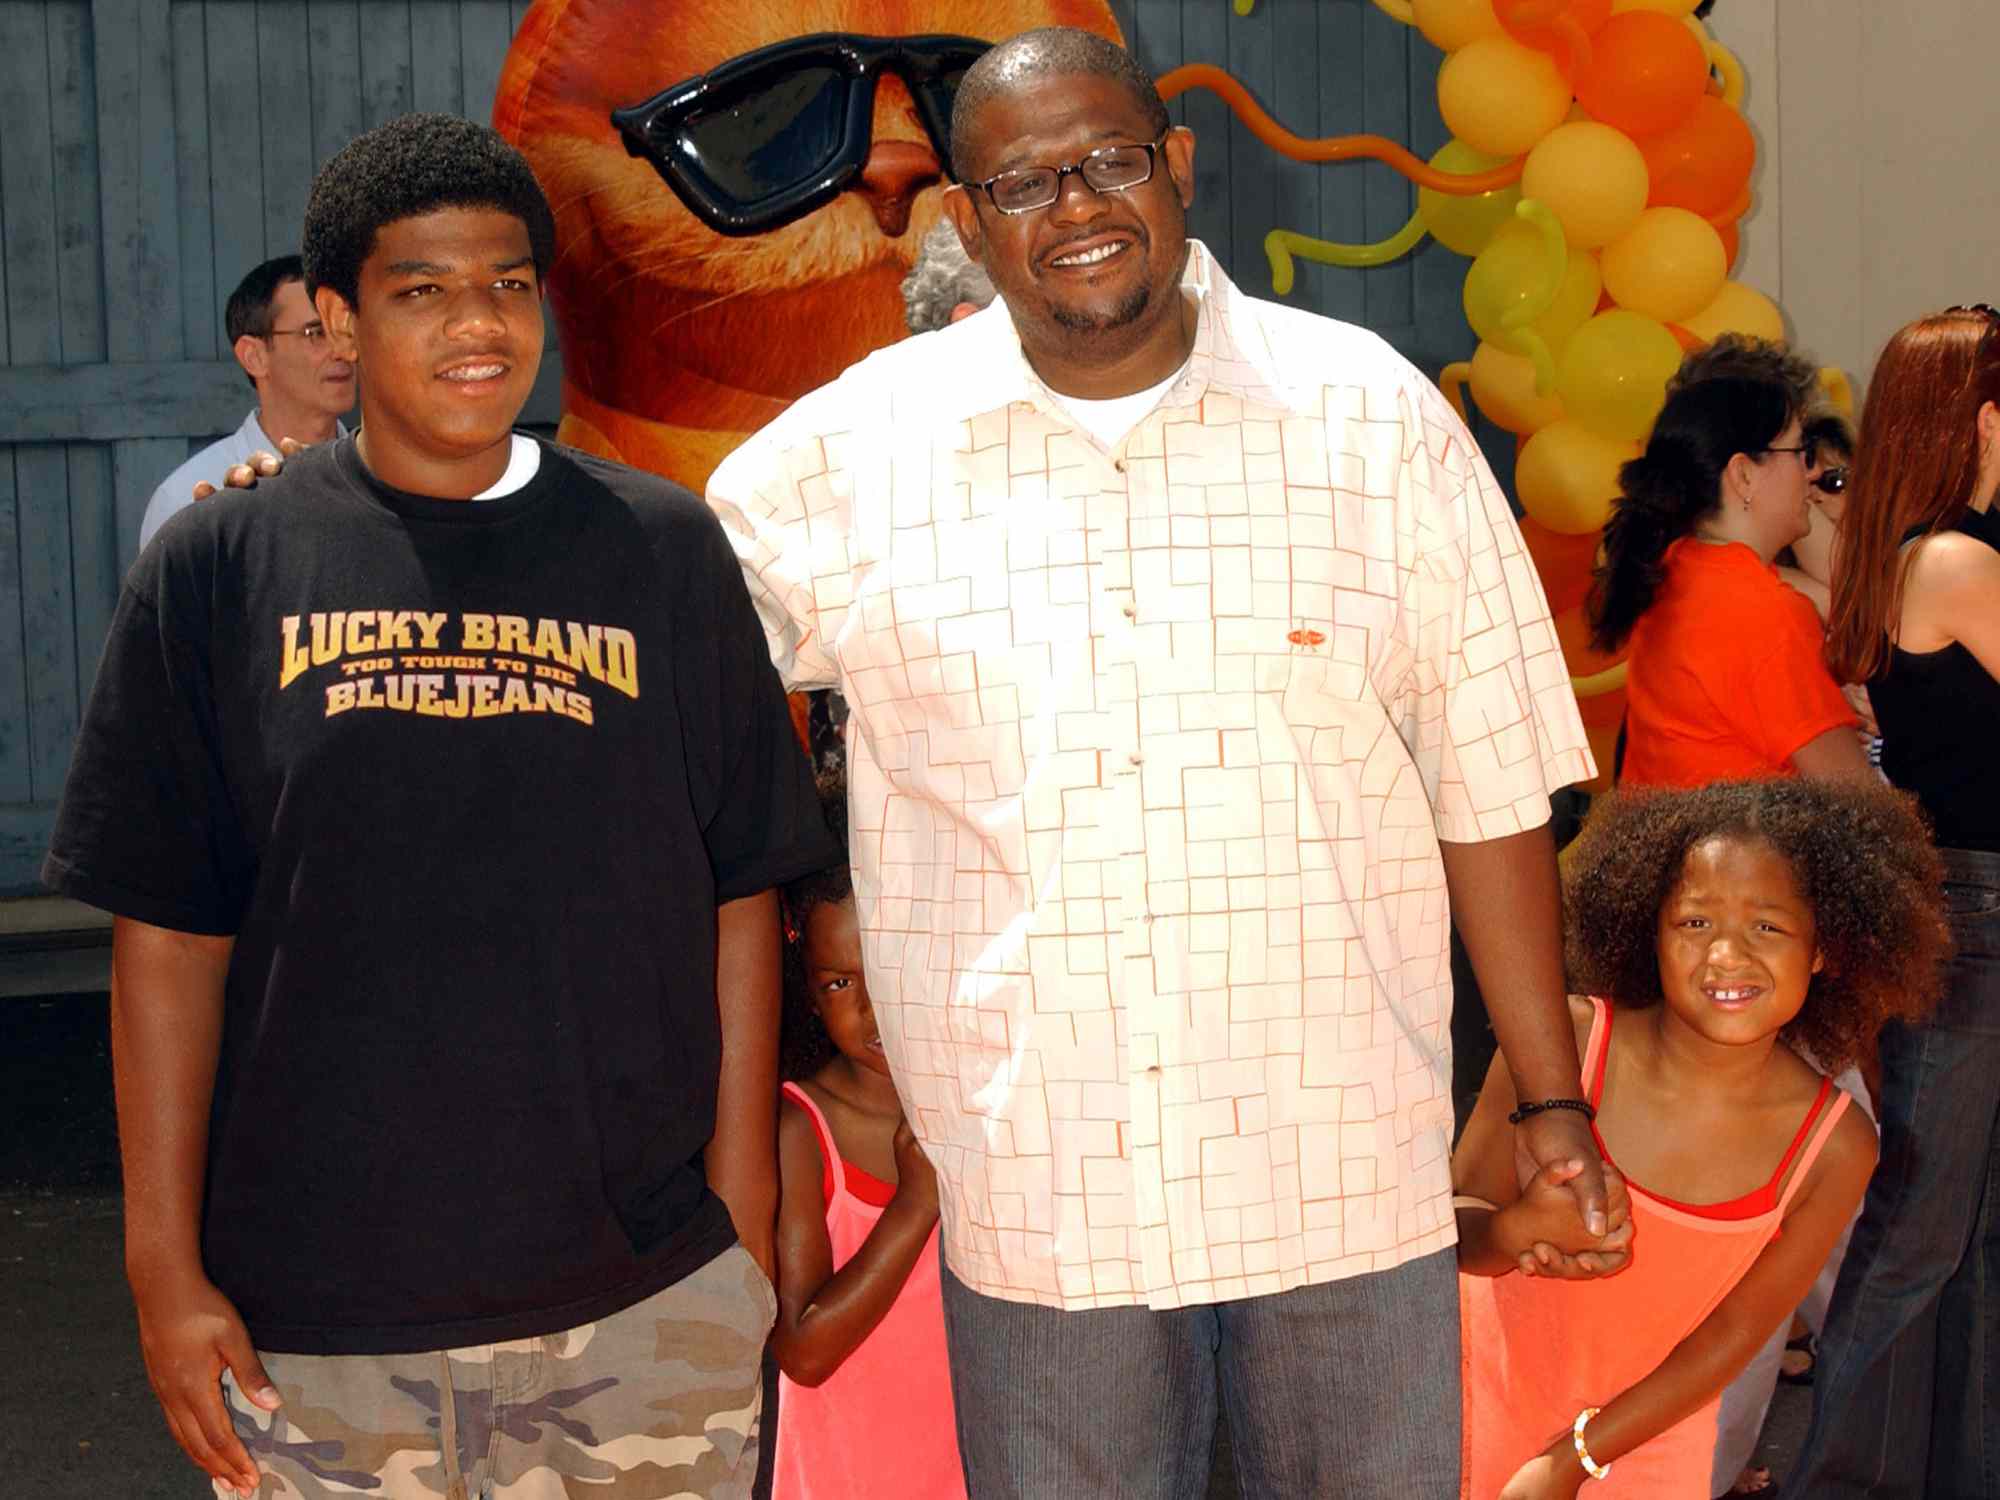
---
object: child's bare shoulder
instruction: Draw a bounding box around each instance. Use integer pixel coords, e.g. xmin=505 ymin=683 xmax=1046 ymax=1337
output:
xmin=1566 ymin=994 xmax=1599 ymax=1055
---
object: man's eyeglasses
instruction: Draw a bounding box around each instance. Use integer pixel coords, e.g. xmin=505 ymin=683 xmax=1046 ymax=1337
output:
xmin=265 ymin=325 xmax=327 ymax=342
xmin=961 ymin=138 xmax=1169 ymax=215
xmin=612 ymin=32 xmax=987 ymax=237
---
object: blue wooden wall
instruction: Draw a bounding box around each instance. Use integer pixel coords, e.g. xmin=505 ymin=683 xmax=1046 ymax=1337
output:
xmin=0 ymin=0 xmax=1475 ymax=895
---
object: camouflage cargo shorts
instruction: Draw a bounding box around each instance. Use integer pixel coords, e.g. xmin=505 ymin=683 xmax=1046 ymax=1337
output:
xmin=215 ymin=1243 xmax=776 ymax=1499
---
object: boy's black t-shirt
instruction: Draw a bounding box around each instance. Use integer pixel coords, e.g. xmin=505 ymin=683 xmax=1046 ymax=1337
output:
xmin=44 ymin=437 xmax=836 ymax=1355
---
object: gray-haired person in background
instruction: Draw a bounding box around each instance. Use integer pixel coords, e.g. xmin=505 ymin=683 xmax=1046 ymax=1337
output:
xmin=899 ymin=220 xmax=995 ymax=334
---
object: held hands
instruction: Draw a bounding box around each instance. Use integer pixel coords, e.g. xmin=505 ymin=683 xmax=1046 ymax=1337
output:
xmin=1514 ymin=1107 xmax=1624 ymax=1244
xmin=1504 ymin=1157 xmax=1634 ymax=1279
xmin=892 ymin=1115 xmax=940 ymax=1221
xmin=132 ymin=1270 xmax=280 ymax=1496
xmin=191 ymin=437 xmax=302 ymax=501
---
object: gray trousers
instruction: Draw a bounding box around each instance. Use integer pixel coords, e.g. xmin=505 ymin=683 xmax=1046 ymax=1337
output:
xmin=940 ymin=1247 xmax=1460 ymax=1499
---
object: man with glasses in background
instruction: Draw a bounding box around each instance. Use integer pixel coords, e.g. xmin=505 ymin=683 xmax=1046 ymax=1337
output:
xmin=139 ymin=255 xmax=355 ymax=548
xmin=711 ymin=27 xmax=1613 ymax=1495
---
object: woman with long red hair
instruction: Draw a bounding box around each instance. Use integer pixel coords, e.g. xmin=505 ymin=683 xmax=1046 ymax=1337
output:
xmin=1796 ymin=305 xmax=2000 ymax=1498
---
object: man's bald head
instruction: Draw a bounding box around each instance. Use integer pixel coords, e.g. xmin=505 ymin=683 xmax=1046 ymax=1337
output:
xmin=949 ymin=28 xmax=1170 ymax=181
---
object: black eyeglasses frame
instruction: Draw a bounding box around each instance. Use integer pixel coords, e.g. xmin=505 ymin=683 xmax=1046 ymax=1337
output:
xmin=611 ymin=32 xmax=988 ymax=238
xmin=961 ymin=137 xmax=1171 ymax=216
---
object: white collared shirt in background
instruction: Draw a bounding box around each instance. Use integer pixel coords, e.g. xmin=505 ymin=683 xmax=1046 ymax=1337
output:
xmin=140 ymin=409 xmax=350 ymax=550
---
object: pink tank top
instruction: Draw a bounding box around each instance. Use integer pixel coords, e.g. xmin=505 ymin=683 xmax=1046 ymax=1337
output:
xmin=1459 ymin=999 xmax=1852 ymax=1498
xmin=773 ymin=1082 xmax=967 ymax=1500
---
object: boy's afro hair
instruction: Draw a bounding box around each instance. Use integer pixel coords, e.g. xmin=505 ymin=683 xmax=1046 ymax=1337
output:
xmin=1563 ymin=777 xmax=1951 ymax=1074
xmin=302 ymin=112 xmax=557 ymax=309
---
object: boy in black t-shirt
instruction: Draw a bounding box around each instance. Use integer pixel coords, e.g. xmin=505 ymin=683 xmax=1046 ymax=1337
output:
xmin=44 ymin=114 xmax=833 ymax=1499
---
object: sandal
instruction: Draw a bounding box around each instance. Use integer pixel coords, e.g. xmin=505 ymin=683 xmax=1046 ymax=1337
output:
xmin=1718 ymin=1466 xmax=1779 ymax=1498
xmin=1778 ymin=1330 xmax=1817 ymax=1386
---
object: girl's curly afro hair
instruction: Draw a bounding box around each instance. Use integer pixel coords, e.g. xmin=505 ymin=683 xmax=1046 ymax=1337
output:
xmin=1563 ymin=777 xmax=1951 ymax=1074
xmin=779 ymin=773 xmax=852 ymax=1082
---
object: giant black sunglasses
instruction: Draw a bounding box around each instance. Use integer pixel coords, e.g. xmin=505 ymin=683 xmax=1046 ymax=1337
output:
xmin=612 ymin=33 xmax=988 ymax=238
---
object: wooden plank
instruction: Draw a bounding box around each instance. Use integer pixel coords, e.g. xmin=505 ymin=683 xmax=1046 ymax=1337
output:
xmin=0 ymin=450 xmax=30 ymax=805
xmin=49 ymin=0 xmax=106 ymax=365
xmin=205 ymin=0 xmax=271 ymax=316
xmin=1178 ymin=0 xmax=1231 ymax=259
xmin=462 ymin=0 xmax=514 ymax=127
xmin=1360 ymin=3 xmax=1414 ymax=332
xmin=410 ymin=0 xmax=462 ymax=116
xmin=172 ymin=0 xmax=219 ymax=358
xmin=1314 ymin=0 xmax=1366 ymax=324
xmin=307 ymin=0 xmax=365 ymax=170
xmin=258 ymin=0 xmax=316 ymax=254
xmin=66 ymin=444 xmax=116 ymax=701
xmin=15 ymin=443 xmax=78 ymax=802
xmin=93 ymin=0 xmax=182 ymax=363
xmin=0 ymin=2 xmax=62 ymax=365
xmin=359 ymin=0 xmax=413 ymax=127
xmin=111 ymin=438 xmax=189 ymax=569
xmin=0 ymin=352 xmax=566 ymax=443
xmin=1265 ymin=0 xmax=1319 ymax=310
xmin=0 ymin=806 xmax=60 ymax=898
xmin=1222 ymin=0 xmax=1276 ymax=294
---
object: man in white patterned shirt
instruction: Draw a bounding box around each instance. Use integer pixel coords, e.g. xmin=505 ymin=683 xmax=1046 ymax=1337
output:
xmin=711 ymin=28 xmax=1609 ymax=1496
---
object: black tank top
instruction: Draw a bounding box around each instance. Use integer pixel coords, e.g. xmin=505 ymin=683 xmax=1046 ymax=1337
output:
xmin=1872 ymin=506 xmax=2000 ymax=852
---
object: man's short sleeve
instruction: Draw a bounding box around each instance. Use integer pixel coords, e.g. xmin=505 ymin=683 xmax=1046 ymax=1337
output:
xmin=41 ymin=574 xmax=252 ymax=933
xmin=1397 ymin=387 xmax=1596 ymax=843
xmin=706 ymin=412 xmax=850 ymax=692
xmin=674 ymin=510 xmax=839 ymax=901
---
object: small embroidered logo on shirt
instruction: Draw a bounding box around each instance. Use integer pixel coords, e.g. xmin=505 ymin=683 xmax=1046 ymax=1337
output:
xmin=1287 ymin=625 xmax=1326 ymax=650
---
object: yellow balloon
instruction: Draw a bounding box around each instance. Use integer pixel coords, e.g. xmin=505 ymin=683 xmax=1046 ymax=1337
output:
xmin=1556 ymin=310 xmax=1685 ymax=442
xmin=1681 ymin=280 xmax=1787 ymax=344
xmin=1412 ymin=0 xmax=1502 ymax=52
xmin=1522 ymin=122 xmax=1651 ymax=250
xmin=1601 ymin=207 xmax=1727 ymax=324
xmin=1464 ymin=220 xmax=1602 ymax=361
xmin=1418 ymin=141 xmax=1523 ymax=257
xmin=1438 ymin=36 xmax=1572 ymax=158
xmin=1471 ymin=341 xmax=1567 ymax=435
xmin=1518 ymin=420 xmax=1643 ymax=535
xmin=1611 ymin=0 xmax=1698 ymax=13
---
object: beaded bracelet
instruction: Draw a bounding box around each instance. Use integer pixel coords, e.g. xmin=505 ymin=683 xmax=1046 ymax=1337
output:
xmin=1572 ymin=1406 xmax=1612 ymax=1481
xmin=1507 ymin=1097 xmax=1597 ymax=1125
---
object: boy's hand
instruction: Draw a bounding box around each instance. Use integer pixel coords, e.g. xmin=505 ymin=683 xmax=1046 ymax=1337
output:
xmin=191 ymin=437 xmax=303 ymax=501
xmin=892 ymin=1116 xmax=939 ymax=1218
xmin=1505 ymin=1159 xmax=1634 ymax=1279
xmin=132 ymin=1270 xmax=280 ymax=1496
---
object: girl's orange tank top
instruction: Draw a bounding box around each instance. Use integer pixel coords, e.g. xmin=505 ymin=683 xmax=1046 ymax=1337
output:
xmin=1459 ymin=999 xmax=1851 ymax=1499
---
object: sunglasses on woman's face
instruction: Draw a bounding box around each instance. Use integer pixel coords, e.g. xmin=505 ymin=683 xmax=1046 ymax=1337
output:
xmin=1813 ymin=466 xmax=1849 ymax=496
xmin=612 ymin=32 xmax=988 ymax=237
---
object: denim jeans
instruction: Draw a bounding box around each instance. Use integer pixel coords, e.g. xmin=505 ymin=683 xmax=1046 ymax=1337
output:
xmin=1790 ymin=845 xmax=2000 ymax=1499
xmin=938 ymin=1247 xmax=1460 ymax=1499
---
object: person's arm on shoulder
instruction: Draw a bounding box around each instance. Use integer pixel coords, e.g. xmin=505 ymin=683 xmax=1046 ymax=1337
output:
xmin=196 ymin=438 xmax=302 ymax=501
xmin=769 ymin=1098 xmax=940 ymax=1386
xmin=1497 ymin=1103 xmax=1876 ymax=1500
xmin=112 ymin=917 xmax=276 ymax=1498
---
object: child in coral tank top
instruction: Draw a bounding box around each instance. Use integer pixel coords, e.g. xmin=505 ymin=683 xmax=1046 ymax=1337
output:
xmin=1455 ymin=778 xmax=1947 ymax=1500
xmin=769 ymin=820 xmax=967 ymax=1500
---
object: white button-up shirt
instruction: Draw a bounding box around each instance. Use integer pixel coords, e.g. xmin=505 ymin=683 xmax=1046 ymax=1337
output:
xmin=709 ymin=242 xmax=1593 ymax=1311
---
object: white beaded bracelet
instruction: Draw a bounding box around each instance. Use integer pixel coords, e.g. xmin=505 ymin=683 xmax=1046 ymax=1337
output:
xmin=1572 ymin=1406 xmax=1612 ymax=1481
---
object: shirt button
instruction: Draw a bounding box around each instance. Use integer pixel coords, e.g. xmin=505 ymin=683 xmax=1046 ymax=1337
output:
xmin=1128 ymin=752 xmax=1144 ymax=766
xmin=1113 ymin=459 xmax=1127 ymax=473
xmin=1142 ymin=912 xmax=1156 ymax=924
xmin=1146 ymin=1064 xmax=1163 ymax=1076
xmin=1121 ymin=603 xmax=1137 ymax=619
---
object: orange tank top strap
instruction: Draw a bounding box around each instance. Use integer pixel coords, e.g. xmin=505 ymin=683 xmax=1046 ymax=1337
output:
xmin=782 ymin=1080 xmax=845 ymax=1209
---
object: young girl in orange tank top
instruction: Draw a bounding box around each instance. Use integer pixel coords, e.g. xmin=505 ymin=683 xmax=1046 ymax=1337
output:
xmin=1453 ymin=779 xmax=1949 ymax=1499
xmin=768 ymin=810 xmax=967 ymax=1500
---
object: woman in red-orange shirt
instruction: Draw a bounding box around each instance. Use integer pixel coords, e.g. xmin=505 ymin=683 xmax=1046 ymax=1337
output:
xmin=1587 ymin=338 xmax=1869 ymax=787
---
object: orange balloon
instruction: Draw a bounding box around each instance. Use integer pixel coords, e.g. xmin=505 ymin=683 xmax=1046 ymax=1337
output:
xmin=1716 ymin=218 xmax=1740 ymax=270
xmin=1574 ymin=11 xmax=1708 ymax=135
xmin=1553 ymin=604 xmax=1625 ymax=679
xmin=1638 ymin=96 xmax=1755 ymax=218
xmin=1519 ymin=515 xmax=1601 ymax=615
xmin=1495 ymin=0 xmax=1612 ymax=77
